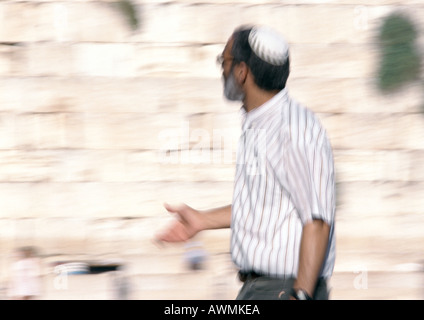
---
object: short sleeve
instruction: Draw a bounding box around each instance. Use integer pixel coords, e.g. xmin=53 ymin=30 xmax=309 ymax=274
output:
xmin=284 ymin=139 xmax=336 ymax=225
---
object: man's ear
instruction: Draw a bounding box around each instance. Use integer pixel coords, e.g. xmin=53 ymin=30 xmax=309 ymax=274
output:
xmin=236 ymin=61 xmax=249 ymax=85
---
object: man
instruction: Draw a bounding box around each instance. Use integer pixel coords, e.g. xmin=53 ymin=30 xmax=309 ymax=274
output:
xmin=157 ymin=25 xmax=336 ymax=300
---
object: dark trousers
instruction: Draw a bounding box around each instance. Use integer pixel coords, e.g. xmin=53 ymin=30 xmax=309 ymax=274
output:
xmin=236 ymin=273 xmax=329 ymax=300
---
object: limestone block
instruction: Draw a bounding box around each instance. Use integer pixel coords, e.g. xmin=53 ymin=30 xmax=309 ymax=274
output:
xmin=320 ymin=113 xmax=424 ymax=150
xmin=125 ymin=150 xmax=236 ymax=183
xmin=277 ymin=5 xmax=394 ymax=45
xmin=0 ymin=2 xmax=55 ymax=42
xmin=337 ymin=181 xmax=424 ymax=216
xmin=134 ymin=3 xmax=238 ymax=44
xmin=76 ymin=77 xmax=173 ymax=113
xmin=0 ymin=78 xmax=35 ymax=112
xmin=83 ymin=112 xmax=184 ymax=150
xmin=73 ymin=43 xmax=137 ymax=77
xmin=63 ymin=113 xmax=88 ymax=149
xmin=13 ymin=114 xmax=39 ymax=149
xmin=0 ymin=1 xmax=130 ymax=43
xmin=0 ymin=149 xmax=127 ymax=183
xmin=133 ymin=43 xmax=221 ymax=78
xmin=336 ymin=212 xmax=424 ymax=239
xmin=14 ymin=42 xmax=222 ymax=78
xmin=0 ymin=77 xmax=149 ymax=113
xmin=65 ymin=148 xmax=231 ymax=183
xmin=153 ymin=77 xmax=237 ymax=115
xmin=0 ymin=77 xmax=233 ymax=114
xmin=0 ymin=138 xmax=236 ymax=184
xmin=34 ymin=217 xmax=90 ymax=254
xmin=0 ymin=150 xmax=60 ymax=182
xmin=409 ymin=151 xmax=424 ymax=182
xmin=81 ymin=111 xmax=239 ymax=151
xmin=58 ymin=149 xmax=231 ymax=183
xmin=100 ymin=217 xmax=173 ymax=255
xmin=0 ymin=113 xmax=17 ymax=149
xmin=0 ymin=219 xmax=16 ymax=244
xmin=84 ymin=218 xmax=131 ymax=253
xmin=0 ymin=77 xmax=71 ymax=113
xmin=0 ymin=184 xmax=32 ymax=218
xmin=334 ymin=150 xmax=413 ymax=182
xmin=133 ymin=4 xmax=270 ymax=45
xmin=290 ymin=43 xmax=376 ymax=79
xmin=18 ymin=113 xmax=68 ymax=149
xmin=288 ymin=78 xmax=423 ymax=114
xmin=1 ymin=216 xmax=159 ymax=255
xmin=55 ymin=2 xmax=130 ymax=42
xmin=20 ymin=44 xmax=74 ymax=77
xmin=4 ymin=218 xmax=40 ymax=249
xmin=370 ymin=82 xmax=424 ymax=115
xmin=397 ymin=114 xmax=424 ymax=150
xmin=0 ymin=46 xmax=14 ymax=76
xmin=156 ymin=113 xmax=240 ymax=169
xmin=0 ymin=181 xmax=234 ymax=219
xmin=182 ymin=112 xmax=239 ymax=149
xmin=12 ymin=113 xmax=85 ymax=149
xmin=67 ymin=150 xmax=132 ymax=182
xmin=14 ymin=43 xmax=138 ymax=77
xmin=151 ymin=181 xmax=234 ymax=210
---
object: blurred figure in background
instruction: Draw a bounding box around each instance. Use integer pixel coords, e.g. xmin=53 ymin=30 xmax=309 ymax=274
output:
xmin=109 ymin=265 xmax=131 ymax=300
xmin=157 ymin=25 xmax=336 ymax=300
xmin=183 ymin=242 xmax=208 ymax=271
xmin=8 ymin=246 xmax=42 ymax=300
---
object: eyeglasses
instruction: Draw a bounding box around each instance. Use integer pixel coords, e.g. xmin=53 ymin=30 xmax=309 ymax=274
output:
xmin=216 ymin=54 xmax=235 ymax=68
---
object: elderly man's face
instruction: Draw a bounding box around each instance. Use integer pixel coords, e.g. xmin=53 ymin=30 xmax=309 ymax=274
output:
xmin=220 ymin=38 xmax=235 ymax=79
xmin=220 ymin=38 xmax=245 ymax=102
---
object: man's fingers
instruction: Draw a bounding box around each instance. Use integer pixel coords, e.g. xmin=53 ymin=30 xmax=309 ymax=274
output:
xmin=156 ymin=220 xmax=188 ymax=243
xmin=164 ymin=202 xmax=186 ymax=215
xmin=155 ymin=230 xmax=174 ymax=243
xmin=157 ymin=202 xmax=199 ymax=243
xmin=164 ymin=203 xmax=191 ymax=221
xmin=163 ymin=202 xmax=176 ymax=213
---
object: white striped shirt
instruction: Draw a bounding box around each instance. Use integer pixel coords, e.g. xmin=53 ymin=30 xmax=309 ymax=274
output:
xmin=230 ymin=88 xmax=336 ymax=279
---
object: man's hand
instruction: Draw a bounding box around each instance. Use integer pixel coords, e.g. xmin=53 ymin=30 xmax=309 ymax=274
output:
xmin=156 ymin=203 xmax=205 ymax=243
xmin=156 ymin=204 xmax=232 ymax=243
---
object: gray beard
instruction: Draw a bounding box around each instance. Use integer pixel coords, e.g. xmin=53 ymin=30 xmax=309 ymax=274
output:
xmin=223 ymin=72 xmax=245 ymax=102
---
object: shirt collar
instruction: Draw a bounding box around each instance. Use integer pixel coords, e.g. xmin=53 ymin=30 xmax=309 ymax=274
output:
xmin=241 ymin=88 xmax=288 ymax=132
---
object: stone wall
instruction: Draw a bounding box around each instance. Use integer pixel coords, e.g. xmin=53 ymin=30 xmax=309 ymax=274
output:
xmin=0 ymin=0 xmax=423 ymax=299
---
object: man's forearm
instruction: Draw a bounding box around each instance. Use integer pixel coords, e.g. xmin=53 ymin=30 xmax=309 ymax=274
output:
xmin=293 ymin=219 xmax=330 ymax=297
xmin=200 ymin=205 xmax=232 ymax=230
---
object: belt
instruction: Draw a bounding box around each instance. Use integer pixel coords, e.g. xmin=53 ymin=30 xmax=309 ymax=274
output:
xmin=238 ymin=271 xmax=293 ymax=282
xmin=238 ymin=270 xmax=327 ymax=284
xmin=238 ymin=271 xmax=263 ymax=282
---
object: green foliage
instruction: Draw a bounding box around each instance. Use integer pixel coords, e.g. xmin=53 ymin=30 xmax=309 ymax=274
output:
xmin=114 ymin=0 xmax=139 ymax=31
xmin=377 ymin=13 xmax=421 ymax=93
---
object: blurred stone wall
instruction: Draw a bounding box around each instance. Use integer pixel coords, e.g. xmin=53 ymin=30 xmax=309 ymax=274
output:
xmin=0 ymin=0 xmax=423 ymax=299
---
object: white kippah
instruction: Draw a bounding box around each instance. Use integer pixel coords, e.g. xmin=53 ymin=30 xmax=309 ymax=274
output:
xmin=248 ymin=26 xmax=289 ymax=66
